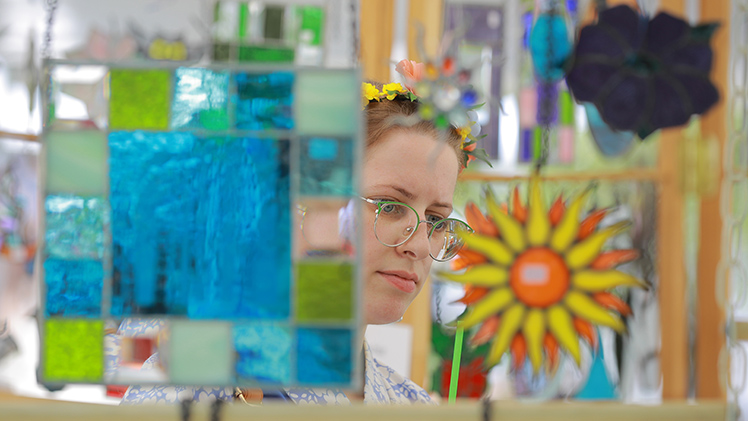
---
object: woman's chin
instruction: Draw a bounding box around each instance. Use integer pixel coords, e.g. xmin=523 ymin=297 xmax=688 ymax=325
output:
xmin=364 ymin=308 xmax=406 ymax=325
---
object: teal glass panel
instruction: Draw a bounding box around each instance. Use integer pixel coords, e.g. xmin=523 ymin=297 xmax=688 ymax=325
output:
xmin=45 ymin=195 xmax=107 ymax=260
xmin=169 ymin=321 xmax=232 ymax=385
xmin=171 ymin=68 xmax=230 ymax=130
xmin=234 ymin=72 xmax=294 ymax=129
xmin=299 ymin=137 xmax=354 ymax=196
xmin=44 ymin=258 xmax=103 ymax=318
xmin=297 ymin=328 xmax=352 ymax=385
xmin=295 ymin=71 xmax=358 ymax=136
xmin=234 ymin=323 xmax=291 ymax=385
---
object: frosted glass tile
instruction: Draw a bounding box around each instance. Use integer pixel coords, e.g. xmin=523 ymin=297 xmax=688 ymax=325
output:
xmin=299 ymin=137 xmax=354 ymax=196
xmin=234 ymin=72 xmax=294 ymax=129
xmin=171 ymin=68 xmax=230 ymax=130
xmin=295 ymin=71 xmax=358 ymax=136
xmin=44 ymin=259 xmax=103 ymax=318
xmin=109 ymin=131 xmax=291 ymax=318
xmin=234 ymin=324 xmax=291 ymax=385
xmin=45 ymin=195 xmax=107 ymax=259
xmin=296 ymin=261 xmax=353 ymax=322
xmin=43 ymin=319 xmax=104 ymax=382
xmin=169 ymin=321 xmax=232 ymax=385
xmin=297 ymin=328 xmax=353 ymax=385
xmin=109 ymin=69 xmax=171 ymax=130
xmin=48 ymin=65 xmax=109 ymax=128
xmin=45 ymin=131 xmax=108 ymax=195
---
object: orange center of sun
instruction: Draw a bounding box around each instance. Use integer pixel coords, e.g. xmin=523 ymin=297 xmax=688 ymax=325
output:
xmin=509 ymin=247 xmax=570 ymax=308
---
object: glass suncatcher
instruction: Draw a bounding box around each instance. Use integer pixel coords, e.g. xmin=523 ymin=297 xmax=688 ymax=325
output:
xmin=39 ymin=60 xmax=362 ymax=389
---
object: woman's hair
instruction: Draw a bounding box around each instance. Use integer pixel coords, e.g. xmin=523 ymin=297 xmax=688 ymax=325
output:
xmin=363 ymin=83 xmax=463 ymax=167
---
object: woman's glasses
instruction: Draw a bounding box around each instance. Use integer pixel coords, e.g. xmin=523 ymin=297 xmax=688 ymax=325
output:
xmin=360 ymin=197 xmax=473 ymax=262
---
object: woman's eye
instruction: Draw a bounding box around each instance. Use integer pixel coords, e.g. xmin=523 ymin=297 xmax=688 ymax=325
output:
xmin=426 ymin=214 xmax=443 ymax=224
xmin=381 ymin=203 xmax=397 ymax=213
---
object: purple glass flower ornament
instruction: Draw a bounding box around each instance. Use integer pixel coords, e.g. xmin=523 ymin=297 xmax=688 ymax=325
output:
xmin=565 ymin=5 xmax=720 ymax=140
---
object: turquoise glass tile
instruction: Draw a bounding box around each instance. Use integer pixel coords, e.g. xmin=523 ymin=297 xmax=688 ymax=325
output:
xmin=45 ymin=195 xmax=107 ymax=260
xmin=295 ymin=71 xmax=358 ymax=136
xmin=109 ymin=131 xmax=291 ymax=319
xmin=297 ymin=328 xmax=352 ymax=385
xmin=299 ymin=137 xmax=354 ymax=196
xmin=45 ymin=130 xmax=108 ymax=196
xmin=234 ymin=324 xmax=291 ymax=385
xmin=171 ymin=68 xmax=230 ymax=130
xmin=169 ymin=321 xmax=232 ymax=385
xmin=234 ymin=72 xmax=294 ymax=129
xmin=44 ymin=259 xmax=103 ymax=317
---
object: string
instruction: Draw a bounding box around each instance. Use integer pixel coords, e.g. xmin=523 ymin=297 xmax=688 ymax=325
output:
xmin=447 ymin=325 xmax=464 ymax=404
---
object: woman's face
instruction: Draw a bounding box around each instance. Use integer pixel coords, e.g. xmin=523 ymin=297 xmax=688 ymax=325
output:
xmin=361 ymin=129 xmax=460 ymax=325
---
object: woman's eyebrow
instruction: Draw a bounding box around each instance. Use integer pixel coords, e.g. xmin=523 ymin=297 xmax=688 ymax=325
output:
xmin=373 ymin=185 xmax=452 ymax=210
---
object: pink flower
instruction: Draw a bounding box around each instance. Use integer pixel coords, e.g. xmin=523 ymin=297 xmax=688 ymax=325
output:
xmin=395 ymin=59 xmax=425 ymax=93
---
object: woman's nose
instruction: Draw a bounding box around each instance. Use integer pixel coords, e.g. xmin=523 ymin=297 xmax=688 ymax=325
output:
xmin=397 ymin=220 xmax=432 ymax=260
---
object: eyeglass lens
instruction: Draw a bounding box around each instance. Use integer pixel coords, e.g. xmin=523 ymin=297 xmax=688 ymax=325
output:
xmin=374 ymin=202 xmax=469 ymax=261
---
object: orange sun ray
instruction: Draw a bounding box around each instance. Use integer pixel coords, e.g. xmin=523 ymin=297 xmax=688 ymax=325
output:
xmin=451 ymin=249 xmax=488 ymax=271
xmin=511 ymin=334 xmax=527 ymax=370
xmin=549 ymin=195 xmax=565 ymax=226
xmin=512 ymin=186 xmax=527 ymax=224
xmin=455 ymin=286 xmax=491 ymax=305
xmin=471 ymin=315 xmax=500 ymax=346
xmin=573 ymin=317 xmax=598 ymax=351
xmin=465 ymin=202 xmax=500 ymax=236
xmin=543 ymin=333 xmax=560 ymax=370
xmin=593 ymin=292 xmax=632 ymax=316
xmin=590 ymin=249 xmax=640 ymax=270
xmin=578 ymin=209 xmax=608 ymax=240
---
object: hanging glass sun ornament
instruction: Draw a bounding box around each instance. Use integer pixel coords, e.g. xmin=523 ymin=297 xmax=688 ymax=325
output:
xmin=441 ymin=179 xmax=648 ymax=371
xmin=565 ymin=5 xmax=720 ymax=140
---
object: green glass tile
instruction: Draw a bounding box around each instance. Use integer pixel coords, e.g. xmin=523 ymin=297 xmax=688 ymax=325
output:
xmin=296 ymin=261 xmax=353 ymax=322
xmin=109 ymin=69 xmax=171 ymax=130
xmin=169 ymin=321 xmax=233 ymax=385
xmin=213 ymin=42 xmax=231 ymax=61
xmin=239 ymin=45 xmax=295 ymax=62
xmin=43 ymin=319 xmax=104 ymax=382
xmin=45 ymin=131 xmax=108 ymax=195
xmin=295 ymin=71 xmax=358 ymax=136
xmin=559 ymin=90 xmax=574 ymax=125
xmin=264 ymin=6 xmax=284 ymax=41
xmin=299 ymin=7 xmax=324 ymax=46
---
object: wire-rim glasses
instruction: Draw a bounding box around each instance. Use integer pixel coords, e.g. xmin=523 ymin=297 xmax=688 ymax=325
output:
xmin=360 ymin=197 xmax=473 ymax=262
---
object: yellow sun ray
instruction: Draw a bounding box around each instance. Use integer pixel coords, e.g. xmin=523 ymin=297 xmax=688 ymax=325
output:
xmin=550 ymin=189 xmax=591 ymax=253
xmin=522 ymin=309 xmax=546 ymax=373
xmin=460 ymin=233 xmax=514 ymax=266
xmin=564 ymin=291 xmax=627 ymax=333
xmin=486 ymin=189 xmax=526 ymax=252
xmin=565 ymin=221 xmax=630 ymax=270
xmin=572 ymin=269 xmax=648 ymax=291
xmin=547 ymin=305 xmax=581 ymax=364
xmin=486 ymin=303 xmax=526 ymax=367
xmin=457 ymin=288 xmax=514 ymax=329
xmin=527 ymin=178 xmax=550 ymax=246
xmin=438 ymin=264 xmax=508 ymax=286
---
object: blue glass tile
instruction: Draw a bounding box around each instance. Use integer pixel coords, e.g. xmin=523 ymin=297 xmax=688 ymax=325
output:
xmin=44 ymin=258 xmax=103 ymax=317
xmin=234 ymin=324 xmax=291 ymax=384
xmin=171 ymin=68 xmax=230 ymax=130
xmin=45 ymin=195 xmax=107 ymax=260
xmin=109 ymin=131 xmax=291 ymax=319
xmin=299 ymin=138 xmax=354 ymax=196
xmin=234 ymin=72 xmax=294 ymax=130
xmin=296 ymin=328 xmax=352 ymax=385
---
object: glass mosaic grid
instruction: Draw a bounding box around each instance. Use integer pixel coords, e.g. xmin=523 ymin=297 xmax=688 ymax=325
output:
xmin=40 ymin=61 xmax=361 ymax=388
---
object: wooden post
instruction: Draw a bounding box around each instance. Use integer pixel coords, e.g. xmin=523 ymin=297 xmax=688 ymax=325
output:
xmin=407 ymin=0 xmax=444 ymax=62
xmin=695 ymin=0 xmax=730 ymax=400
xmin=360 ymin=0 xmax=395 ymax=82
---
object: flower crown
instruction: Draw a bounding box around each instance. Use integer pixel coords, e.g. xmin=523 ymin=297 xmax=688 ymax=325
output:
xmin=361 ymin=60 xmax=492 ymax=169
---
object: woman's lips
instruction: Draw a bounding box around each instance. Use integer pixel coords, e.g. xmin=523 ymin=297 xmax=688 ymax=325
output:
xmin=378 ymin=271 xmax=417 ymax=293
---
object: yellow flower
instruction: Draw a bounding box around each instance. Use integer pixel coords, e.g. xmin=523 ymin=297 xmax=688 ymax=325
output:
xmin=456 ymin=126 xmax=471 ymax=142
xmin=382 ymin=83 xmax=405 ymax=100
xmin=362 ymin=83 xmax=381 ymax=102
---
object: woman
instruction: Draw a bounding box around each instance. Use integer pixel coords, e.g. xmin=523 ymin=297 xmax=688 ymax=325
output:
xmin=121 ymin=74 xmax=472 ymax=406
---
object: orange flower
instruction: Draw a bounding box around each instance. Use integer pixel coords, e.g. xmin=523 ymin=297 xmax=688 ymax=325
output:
xmin=395 ymin=59 xmax=425 ymax=93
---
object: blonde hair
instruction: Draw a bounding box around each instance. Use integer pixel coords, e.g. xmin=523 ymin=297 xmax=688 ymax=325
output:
xmin=363 ymin=83 xmax=463 ymax=167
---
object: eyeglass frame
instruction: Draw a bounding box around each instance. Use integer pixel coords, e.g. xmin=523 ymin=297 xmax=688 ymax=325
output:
xmin=359 ymin=196 xmax=473 ymax=261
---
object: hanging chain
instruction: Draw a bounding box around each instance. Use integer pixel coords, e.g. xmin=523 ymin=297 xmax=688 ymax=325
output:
xmin=41 ymin=0 xmax=58 ymax=127
xmin=350 ymin=0 xmax=359 ymax=67
xmin=719 ymin=1 xmax=748 ymax=419
xmin=41 ymin=0 xmax=58 ymax=60
xmin=535 ymin=0 xmax=560 ymax=170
